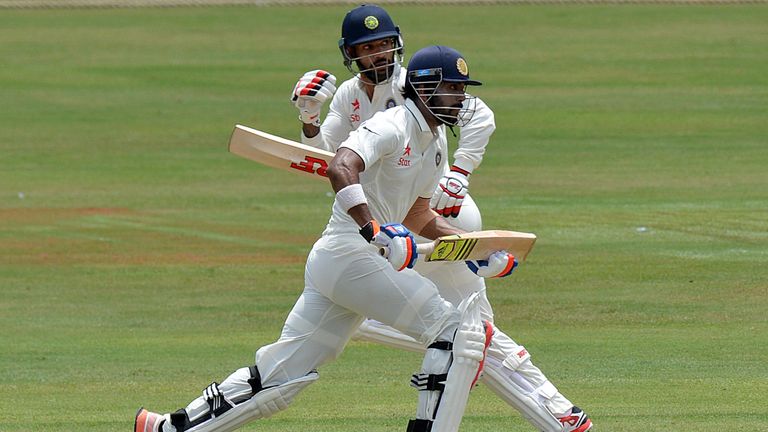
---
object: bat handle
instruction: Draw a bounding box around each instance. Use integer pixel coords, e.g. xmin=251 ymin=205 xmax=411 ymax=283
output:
xmin=416 ymin=243 xmax=434 ymax=255
xmin=378 ymin=242 xmax=434 ymax=259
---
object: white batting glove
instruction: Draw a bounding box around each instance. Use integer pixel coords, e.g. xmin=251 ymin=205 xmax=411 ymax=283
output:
xmin=466 ymin=251 xmax=518 ymax=278
xmin=290 ymin=70 xmax=337 ymax=126
xmin=431 ymin=167 xmax=469 ymax=218
xmin=373 ymin=223 xmax=418 ymax=271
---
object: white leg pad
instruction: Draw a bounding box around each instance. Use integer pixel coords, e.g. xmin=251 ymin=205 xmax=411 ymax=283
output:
xmin=482 ymin=356 xmax=562 ymax=431
xmin=355 ymin=314 xmax=567 ymax=431
xmin=352 ymin=319 xmax=426 ymax=353
xmin=184 ymin=371 xmax=318 ymax=432
xmin=431 ymin=291 xmax=487 ymax=432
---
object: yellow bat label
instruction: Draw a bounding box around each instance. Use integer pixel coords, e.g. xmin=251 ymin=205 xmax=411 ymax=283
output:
xmin=428 ymin=237 xmax=478 ymax=261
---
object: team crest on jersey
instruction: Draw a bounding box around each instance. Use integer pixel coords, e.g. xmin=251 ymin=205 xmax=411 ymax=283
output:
xmin=364 ymin=16 xmax=379 ymax=30
xmin=456 ymin=58 xmax=469 ymax=77
xmin=435 ymin=152 xmax=442 ymax=166
xmin=385 ymin=98 xmax=397 ymax=109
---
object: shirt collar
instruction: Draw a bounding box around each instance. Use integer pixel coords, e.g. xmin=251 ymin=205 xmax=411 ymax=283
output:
xmin=404 ymin=98 xmax=432 ymax=134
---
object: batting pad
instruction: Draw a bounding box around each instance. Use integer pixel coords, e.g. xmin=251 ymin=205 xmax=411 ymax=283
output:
xmin=184 ymin=371 xmax=318 ymax=432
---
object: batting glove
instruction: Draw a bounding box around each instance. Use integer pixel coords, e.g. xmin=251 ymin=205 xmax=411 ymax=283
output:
xmin=372 ymin=223 xmax=418 ymax=271
xmin=291 ymin=70 xmax=337 ymax=126
xmin=430 ymin=166 xmax=469 ymax=218
xmin=466 ymin=251 xmax=518 ymax=278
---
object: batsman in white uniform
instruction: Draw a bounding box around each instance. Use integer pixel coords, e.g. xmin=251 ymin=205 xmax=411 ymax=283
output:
xmin=134 ymin=46 xmax=518 ymax=432
xmin=289 ymin=5 xmax=593 ymax=432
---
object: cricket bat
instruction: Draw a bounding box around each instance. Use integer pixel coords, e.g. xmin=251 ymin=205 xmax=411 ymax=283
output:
xmin=381 ymin=230 xmax=537 ymax=262
xmin=228 ymin=126 xmax=538 ymax=262
xmin=228 ymin=124 xmax=333 ymax=181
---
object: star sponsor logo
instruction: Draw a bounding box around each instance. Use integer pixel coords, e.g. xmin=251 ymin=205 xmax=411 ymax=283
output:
xmin=352 ymin=98 xmax=360 ymax=111
xmin=397 ymin=144 xmax=411 ymax=167
xmin=398 ymin=145 xmax=412 ymax=167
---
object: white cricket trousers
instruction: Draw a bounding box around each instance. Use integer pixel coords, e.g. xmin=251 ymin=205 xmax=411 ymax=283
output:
xmin=410 ymin=196 xmax=574 ymax=417
xmin=255 ymin=232 xmax=460 ymax=387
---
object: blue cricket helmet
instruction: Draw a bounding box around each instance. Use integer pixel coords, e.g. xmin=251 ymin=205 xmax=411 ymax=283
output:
xmin=339 ymin=4 xmax=402 ymax=49
xmin=406 ymin=45 xmax=482 ymax=87
xmin=338 ymin=4 xmax=404 ymax=84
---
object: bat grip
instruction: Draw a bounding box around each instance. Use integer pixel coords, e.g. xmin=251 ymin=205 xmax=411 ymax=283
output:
xmin=416 ymin=243 xmax=434 ymax=255
xmin=378 ymin=242 xmax=434 ymax=259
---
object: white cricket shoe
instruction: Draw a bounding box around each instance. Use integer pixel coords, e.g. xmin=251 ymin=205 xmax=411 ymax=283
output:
xmin=558 ymin=406 xmax=593 ymax=432
xmin=134 ymin=407 xmax=167 ymax=432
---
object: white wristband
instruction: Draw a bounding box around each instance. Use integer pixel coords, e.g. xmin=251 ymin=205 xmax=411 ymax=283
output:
xmin=336 ymin=184 xmax=367 ymax=213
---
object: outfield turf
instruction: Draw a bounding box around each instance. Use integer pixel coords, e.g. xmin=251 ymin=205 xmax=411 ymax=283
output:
xmin=1 ymin=4 xmax=767 ymax=431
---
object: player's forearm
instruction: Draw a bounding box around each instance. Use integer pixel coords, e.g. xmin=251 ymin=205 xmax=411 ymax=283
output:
xmin=302 ymin=112 xmax=351 ymax=153
xmin=416 ymin=216 xmax=464 ymax=240
xmin=302 ymin=123 xmax=320 ymax=138
xmin=454 ymin=97 xmax=495 ymax=172
xmin=404 ymin=198 xmax=464 ymax=239
xmin=328 ymin=148 xmax=372 ymax=227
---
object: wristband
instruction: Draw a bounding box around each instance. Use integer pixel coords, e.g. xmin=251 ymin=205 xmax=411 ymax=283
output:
xmin=336 ymin=184 xmax=367 ymax=213
xmin=450 ymin=165 xmax=471 ymax=177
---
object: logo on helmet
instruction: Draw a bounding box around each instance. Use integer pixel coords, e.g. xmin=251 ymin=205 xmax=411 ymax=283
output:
xmin=364 ymin=16 xmax=379 ymax=30
xmin=456 ymin=58 xmax=469 ymax=77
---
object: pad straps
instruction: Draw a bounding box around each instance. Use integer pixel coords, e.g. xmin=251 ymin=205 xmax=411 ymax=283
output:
xmin=407 ymin=418 xmax=433 ymax=432
xmin=410 ymin=373 xmax=447 ymax=392
xmin=203 ymin=382 xmax=234 ymax=417
xmin=170 ymin=365 xmax=265 ymax=432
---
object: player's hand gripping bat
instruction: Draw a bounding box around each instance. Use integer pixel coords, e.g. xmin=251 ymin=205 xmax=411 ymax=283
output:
xmin=380 ymin=230 xmax=537 ymax=262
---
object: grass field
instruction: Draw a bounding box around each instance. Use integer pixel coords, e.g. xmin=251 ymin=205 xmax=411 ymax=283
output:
xmin=1 ymin=4 xmax=767 ymax=431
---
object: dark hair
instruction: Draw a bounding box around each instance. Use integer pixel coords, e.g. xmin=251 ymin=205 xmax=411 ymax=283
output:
xmin=402 ymin=81 xmax=418 ymax=101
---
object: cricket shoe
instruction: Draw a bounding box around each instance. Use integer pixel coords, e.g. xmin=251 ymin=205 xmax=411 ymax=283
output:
xmin=134 ymin=407 xmax=168 ymax=432
xmin=558 ymin=406 xmax=593 ymax=432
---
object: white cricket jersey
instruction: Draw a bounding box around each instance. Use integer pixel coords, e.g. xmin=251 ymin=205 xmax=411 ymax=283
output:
xmin=323 ymin=98 xmax=448 ymax=236
xmin=302 ymin=64 xmax=495 ymax=175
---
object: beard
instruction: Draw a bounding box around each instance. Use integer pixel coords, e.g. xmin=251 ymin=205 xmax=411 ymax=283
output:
xmin=360 ymin=61 xmax=395 ymax=85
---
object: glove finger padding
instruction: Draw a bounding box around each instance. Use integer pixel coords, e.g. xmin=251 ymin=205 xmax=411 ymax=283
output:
xmin=293 ymin=78 xmax=337 ymax=102
xmin=291 ymin=70 xmax=337 ymax=126
xmin=466 ymin=251 xmax=518 ymax=278
xmin=431 ymin=171 xmax=468 ymax=218
xmin=291 ymin=70 xmax=337 ymax=103
xmin=374 ymin=223 xmax=418 ymax=271
xmin=387 ymin=236 xmax=416 ymax=271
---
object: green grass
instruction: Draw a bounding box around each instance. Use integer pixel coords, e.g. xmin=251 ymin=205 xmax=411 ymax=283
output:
xmin=1 ymin=4 xmax=767 ymax=431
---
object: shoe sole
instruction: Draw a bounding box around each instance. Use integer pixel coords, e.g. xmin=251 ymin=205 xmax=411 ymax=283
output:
xmin=134 ymin=407 xmax=146 ymax=432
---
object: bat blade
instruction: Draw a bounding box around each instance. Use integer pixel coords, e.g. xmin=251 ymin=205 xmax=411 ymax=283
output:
xmin=421 ymin=230 xmax=537 ymax=262
xmin=228 ymin=124 xmax=334 ymax=181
